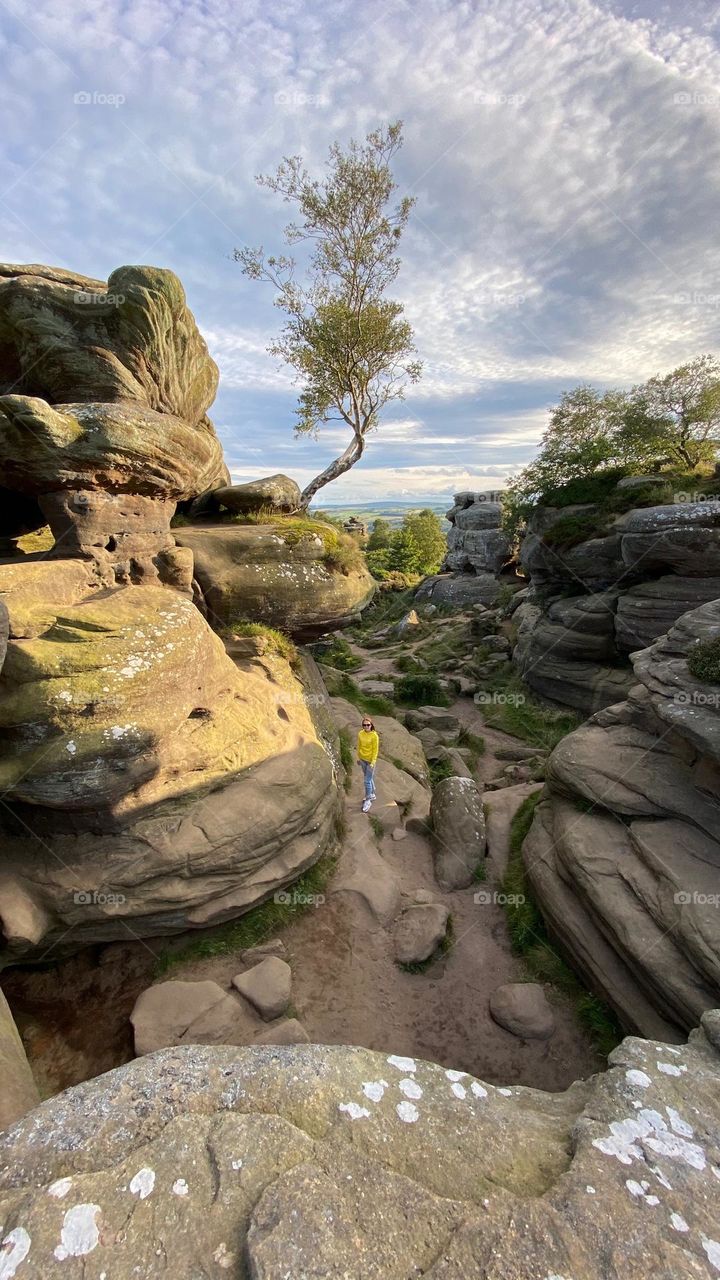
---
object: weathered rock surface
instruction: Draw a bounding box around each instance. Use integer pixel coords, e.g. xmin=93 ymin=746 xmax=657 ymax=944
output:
xmin=1 ymin=1027 xmax=720 ymax=1277
xmin=430 ymin=776 xmax=486 ymax=890
xmin=393 ymin=902 xmax=450 ymax=964
xmin=415 ymin=571 xmax=502 ymax=609
xmin=213 ymin=473 xmax=301 ymax=514
xmin=489 ymin=982 xmax=556 ymax=1039
xmin=232 ymin=957 xmax=292 ymax=1021
xmin=176 ymin=522 xmax=375 ymax=638
xmin=514 ymin=490 xmax=720 ymax=712
xmin=130 ymin=980 xmax=260 ymax=1055
xmin=0 ymin=571 xmax=339 ymax=961
xmin=525 ymin=598 xmax=720 ymax=1038
xmin=0 ymin=988 xmax=38 ymax=1129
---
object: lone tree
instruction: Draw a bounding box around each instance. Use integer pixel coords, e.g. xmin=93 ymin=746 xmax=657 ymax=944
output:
xmin=236 ymin=121 xmax=421 ymax=508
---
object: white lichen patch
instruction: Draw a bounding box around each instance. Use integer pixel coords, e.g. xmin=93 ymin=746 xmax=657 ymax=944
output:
xmin=497 ymin=1087 xmax=512 ymax=1096
xmin=656 ymin=1061 xmax=686 ymax=1076
xmin=625 ymin=1069 xmax=652 ymax=1089
xmin=230 ymin=1159 xmax=243 ymax=1171
xmin=338 ymin=1102 xmax=370 ymax=1121
xmin=398 ymin=1078 xmax=422 ymax=1100
xmin=362 ymin=1080 xmax=388 ymax=1102
xmin=445 ymin=1069 xmax=466 ymax=1082
xmin=0 ymin=1227 xmax=31 ymax=1277
xmin=213 ymin=1242 xmax=234 ymax=1270
xmin=54 ymin=1204 xmax=101 ymax=1260
xmin=396 ymin=1100 xmax=419 ymax=1123
xmin=670 ymin=1213 xmax=689 ymax=1233
xmin=65 ymin=741 xmax=77 ymax=755
xmin=666 ymin=1106 xmax=693 ymax=1137
xmin=451 ymin=1082 xmax=467 ymax=1100
xmin=128 ymin=1167 xmax=156 ymax=1199
xmin=701 ymin=1236 xmax=720 ymax=1272
xmin=47 ymin=1177 xmax=73 ymax=1199
xmin=172 ymin=1179 xmax=189 ymax=1196
xmin=470 ymin=1081 xmax=488 ymax=1099
xmin=387 ymin=1054 xmax=416 ymax=1073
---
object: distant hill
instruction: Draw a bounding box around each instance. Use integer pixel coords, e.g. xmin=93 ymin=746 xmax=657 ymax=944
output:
xmin=310 ymin=500 xmax=451 ymax=529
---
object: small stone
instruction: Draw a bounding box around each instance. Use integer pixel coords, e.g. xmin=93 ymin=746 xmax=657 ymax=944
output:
xmin=254 ymin=1018 xmax=309 ymax=1046
xmin=394 ymin=903 xmax=450 ymax=965
xmin=232 ymin=957 xmax=292 ymax=1021
xmin=489 ymin=983 xmax=555 ymax=1040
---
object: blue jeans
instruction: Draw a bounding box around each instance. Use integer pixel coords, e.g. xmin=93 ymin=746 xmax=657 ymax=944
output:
xmin=360 ymin=760 xmax=376 ymax=800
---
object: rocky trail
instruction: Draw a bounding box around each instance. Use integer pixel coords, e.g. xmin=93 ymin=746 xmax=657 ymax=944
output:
xmin=5 ymin=622 xmax=602 ymax=1097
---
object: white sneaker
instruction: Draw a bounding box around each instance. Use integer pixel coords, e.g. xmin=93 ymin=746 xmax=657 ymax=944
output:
xmin=362 ymin=799 xmax=372 ymax=812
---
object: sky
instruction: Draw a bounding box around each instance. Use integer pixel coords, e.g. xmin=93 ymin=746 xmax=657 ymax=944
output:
xmin=1 ymin=0 xmax=719 ymax=504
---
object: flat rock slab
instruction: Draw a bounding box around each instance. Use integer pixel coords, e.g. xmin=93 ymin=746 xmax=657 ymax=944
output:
xmin=255 ymin=1018 xmax=309 ymax=1046
xmin=405 ymin=706 xmax=461 ymax=735
xmin=130 ymin=980 xmax=260 ymax=1055
xmin=394 ymin=903 xmax=450 ymax=964
xmin=489 ymin=982 xmax=556 ymax=1040
xmin=233 ymin=958 xmax=292 ymax=1021
xmin=214 ymin=473 xmax=301 ymax=513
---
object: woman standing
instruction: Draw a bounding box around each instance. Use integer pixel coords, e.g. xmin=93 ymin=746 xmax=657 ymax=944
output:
xmin=357 ymin=716 xmax=379 ymax=813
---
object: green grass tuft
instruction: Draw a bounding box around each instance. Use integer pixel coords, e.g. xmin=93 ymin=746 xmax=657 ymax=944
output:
xmin=688 ymin=635 xmax=720 ymax=684
xmin=155 ymin=855 xmax=338 ymax=975
xmin=335 ymin=673 xmax=396 ymax=718
xmin=395 ymin=673 xmax=450 ymax=708
xmin=338 ymin=728 xmax=354 ymax=793
xmin=219 ymin=619 xmax=298 ymax=665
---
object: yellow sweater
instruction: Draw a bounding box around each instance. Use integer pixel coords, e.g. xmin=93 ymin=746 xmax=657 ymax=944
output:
xmin=357 ymin=729 xmax=379 ymax=767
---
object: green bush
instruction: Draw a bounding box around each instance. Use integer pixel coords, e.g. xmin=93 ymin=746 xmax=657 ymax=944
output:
xmin=220 ymin=620 xmax=298 ymax=665
xmin=320 ymin=636 xmax=363 ymax=672
xmin=395 ymin=673 xmax=450 ymax=707
xmin=688 ymin=635 xmax=720 ymax=683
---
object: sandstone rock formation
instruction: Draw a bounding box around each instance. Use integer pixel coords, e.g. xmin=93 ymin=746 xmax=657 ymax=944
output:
xmin=0 ymin=262 xmax=340 ymax=963
xmin=443 ymin=491 xmax=512 ymax=574
xmin=213 ymin=473 xmax=301 ymax=514
xmin=524 ymin=597 xmax=720 ymax=1040
xmin=0 ymin=988 xmax=38 ymax=1129
xmin=175 ymin=521 xmax=375 ymax=639
xmin=430 ymin=775 xmax=486 ymax=890
xmin=515 ymin=492 xmax=720 ymax=713
xmin=1 ymin=1021 xmax=719 ymax=1277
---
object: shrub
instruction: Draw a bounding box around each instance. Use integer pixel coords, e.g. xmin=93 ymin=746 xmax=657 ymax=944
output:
xmin=688 ymin=636 xmax=720 ymax=683
xmin=320 ymin=636 xmax=363 ymax=672
xmin=220 ymin=620 xmax=298 ymax=665
xmin=394 ymin=673 xmax=450 ymax=707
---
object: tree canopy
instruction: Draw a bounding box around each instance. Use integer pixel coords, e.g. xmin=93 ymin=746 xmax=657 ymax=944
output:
xmin=236 ymin=122 xmax=421 ymax=508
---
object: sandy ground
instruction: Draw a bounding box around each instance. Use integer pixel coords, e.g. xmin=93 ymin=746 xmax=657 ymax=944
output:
xmin=4 ymin=630 xmax=603 ymax=1097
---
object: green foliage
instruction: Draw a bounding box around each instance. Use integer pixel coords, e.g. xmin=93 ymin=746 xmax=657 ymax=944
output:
xmin=366 ymin=547 xmax=392 ymax=578
xmin=320 ymin=636 xmax=363 ymax=672
xmin=502 ymin=357 xmax=720 ymax=542
xmin=542 ymin=511 xmax=608 ymax=549
xmin=688 ymin=636 xmax=720 ymax=683
xmin=273 ymin=518 xmax=365 ymax=575
xmin=401 ymin=509 xmax=447 ymax=574
xmin=155 ymin=855 xmax=338 ymax=974
xmin=394 ymin=653 xmax=423 ymax=673
xmin=369 ymin=815 xmax=385 ymax=840
xmin=236 ymin=122 xmax=421 ymax=507
xmin=428 ymin=755 xmax=454 ymax=787
xmin=367 ymin=516 xmax=392 ymax=550
xmin=387 ymin=526 xmax=423 ymax=575
xmin=336 ymin=673 xmax=396 ymax=717
xmin=457 ymin=727 xmax=486 ymax=764
xmin=395 ymin=672 xmax=450 ymax=707
xmin=479 ymin=674 xmax=580 ymax=750
xmin=502 ymin=795 xmax=621 ymax=1057
xmin=338 ymin=728 xmax=354 ymax=793
xmin=220 ymin=620 xmax=298 ymax=665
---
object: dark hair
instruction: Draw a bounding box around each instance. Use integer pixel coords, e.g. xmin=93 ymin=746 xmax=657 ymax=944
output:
xmin=360 ymin=717 xmax=375 ymax=731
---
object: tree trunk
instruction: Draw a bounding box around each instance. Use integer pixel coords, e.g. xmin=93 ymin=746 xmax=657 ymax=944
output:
xmin=300 ymin=430 xmax=365 ymax=508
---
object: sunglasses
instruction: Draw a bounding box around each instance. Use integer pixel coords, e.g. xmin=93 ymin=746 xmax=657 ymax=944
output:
xmin=362 ymin=722 xmax=371 ymax=727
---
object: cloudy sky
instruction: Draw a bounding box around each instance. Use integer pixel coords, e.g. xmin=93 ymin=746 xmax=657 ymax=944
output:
xmin=2 ymin=0 xmax=719 ymax=503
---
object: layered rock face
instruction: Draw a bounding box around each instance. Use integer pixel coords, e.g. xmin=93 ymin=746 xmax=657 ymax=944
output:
xmin=515 ymin=493 xmax=720 ymax=713
xmin=176 ymin=521 xmax=375 ymax=639
xmin=1 ymin=1018 xmax=720 ymax=1277
xmin=0 ymin=263 xmax=339 ymax=962
xmin=417 ymin=490 xmax=512 ymax=609
xmin=524 ymin=598 xmax=720 ymax=1040
xmin=0 ymin=263 xmax=228 ymax=583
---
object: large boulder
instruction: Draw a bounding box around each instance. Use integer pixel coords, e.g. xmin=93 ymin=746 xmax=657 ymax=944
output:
xmin=415 ymin=572 xmax=502 ymax=609
xmin=0 ymin=263 xmax=220 ymax=426
xmin=0 ymin=570 xmax=339 ymax=961
xmin=525 ymin=598 xmax=720 ymax=1039
xmin=616 ymin=575 xmax=720 ymax=651
xmin=430 ymin=776 xmax=486 ymax=889
xmin=1 ymin=1025 xmax=720 ymax=1276
xmin=620 ymin=500 xmax=720 ymax=577
xmin=213 ymin=474 xmax=301 ymax=514
xmin=489 ymin=982 xmax=555 ymax=1040
xmin=175 ymin=521 xmax=375 ymax=638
